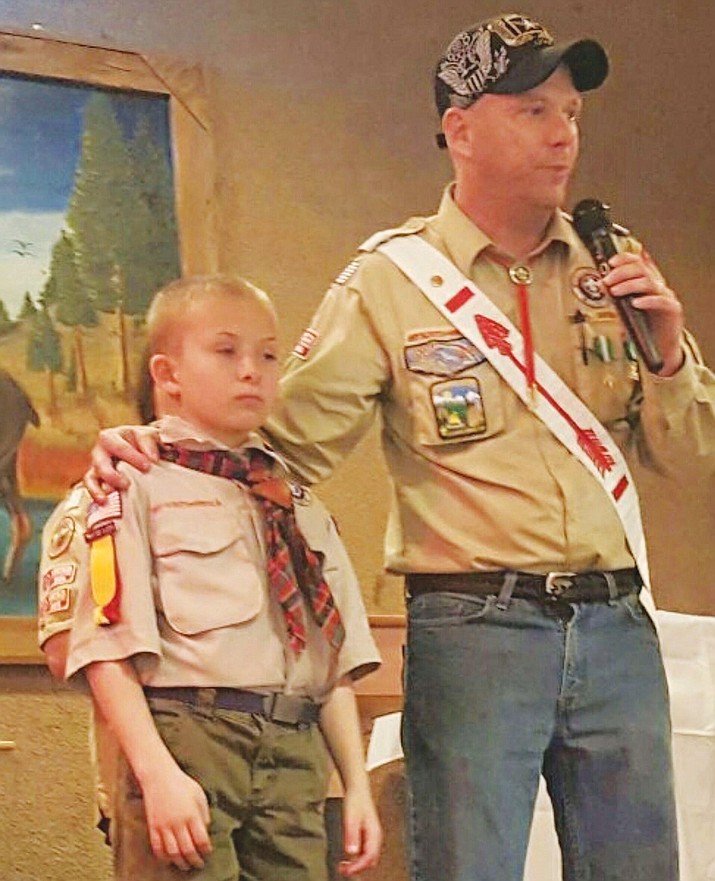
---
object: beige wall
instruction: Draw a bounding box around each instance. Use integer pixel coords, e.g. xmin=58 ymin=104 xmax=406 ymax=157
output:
xmin=0 ymin=1 xmax=713 ymax=878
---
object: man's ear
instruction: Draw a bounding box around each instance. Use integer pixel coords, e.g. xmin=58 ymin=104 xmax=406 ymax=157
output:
xmin=441 ymin=106 xmax=471 ymax=159
xmin=149 ymin=353 xmax=180 ymax=398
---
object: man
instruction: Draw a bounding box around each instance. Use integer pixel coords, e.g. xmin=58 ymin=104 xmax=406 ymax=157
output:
xmin=89 ymin=13 xmax=715 ymax=881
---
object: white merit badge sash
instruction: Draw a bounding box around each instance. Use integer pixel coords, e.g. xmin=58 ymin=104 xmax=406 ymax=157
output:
xmin=373 ymin=233 xmax=653 ymax=597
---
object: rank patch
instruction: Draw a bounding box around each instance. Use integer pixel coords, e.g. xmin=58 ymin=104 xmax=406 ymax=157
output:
xmin=48 ymin=516 xmax=76 ymax=559
xmin=292 ymin=327 xmax=319 ymax=360
xmin=405 ymin=337 xmax=486 ymax=377
xmin=431 ymin=378 xmax=487 ymax=439
xmin=571 ymin=267 xmax=607 ymax=308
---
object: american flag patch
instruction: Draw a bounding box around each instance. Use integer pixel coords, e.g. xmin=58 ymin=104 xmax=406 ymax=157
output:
xmin=87 ymin=491 xmax=123 ymax=530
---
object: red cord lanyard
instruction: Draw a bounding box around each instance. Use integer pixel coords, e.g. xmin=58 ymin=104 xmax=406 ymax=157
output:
xmin=489 ymin=256 xmax=537 ymax=407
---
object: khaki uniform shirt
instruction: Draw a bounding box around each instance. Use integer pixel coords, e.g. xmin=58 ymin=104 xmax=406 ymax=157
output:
xmin=268 ymin=186 xmax=715 ymax=575
xmin=66 ymin=416 xmax=380 ymax=699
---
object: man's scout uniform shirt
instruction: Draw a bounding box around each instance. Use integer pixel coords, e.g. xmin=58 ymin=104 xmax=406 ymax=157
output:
xmin=269 ymin=186 xmax=715 ymax=576
xmin=66 ymin=416 xmax=380 ymax=697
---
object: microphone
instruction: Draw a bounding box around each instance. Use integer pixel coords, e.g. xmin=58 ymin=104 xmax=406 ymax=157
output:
xmin=572 ymin=198 xmax=663 ymax=374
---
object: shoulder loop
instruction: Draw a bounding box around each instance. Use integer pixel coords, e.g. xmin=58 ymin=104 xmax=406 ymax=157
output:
xmin=358 ymin=216 xmax=427 ymax=253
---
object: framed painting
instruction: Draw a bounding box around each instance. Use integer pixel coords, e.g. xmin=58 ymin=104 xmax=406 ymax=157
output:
xmin=0 ymin=31 xmax=218 ymax=661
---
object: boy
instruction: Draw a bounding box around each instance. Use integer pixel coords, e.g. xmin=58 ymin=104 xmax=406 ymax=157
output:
xmin=64 ymin=275 xmax=382 ymax=880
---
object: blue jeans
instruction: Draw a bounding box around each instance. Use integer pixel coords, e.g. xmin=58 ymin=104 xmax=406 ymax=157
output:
xmin=402 ymin=590 xmax=678 ymax=881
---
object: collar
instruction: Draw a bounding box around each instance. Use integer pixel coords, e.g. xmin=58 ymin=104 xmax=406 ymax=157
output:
xmin=154 ymin=416 xmax=286 ymax=470
xmin=431 ymin=183 xmax=581 ymax=272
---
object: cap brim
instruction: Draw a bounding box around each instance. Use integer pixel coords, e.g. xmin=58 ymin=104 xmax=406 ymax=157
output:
xmin=490 ymin=38 xmax=609 ymax=95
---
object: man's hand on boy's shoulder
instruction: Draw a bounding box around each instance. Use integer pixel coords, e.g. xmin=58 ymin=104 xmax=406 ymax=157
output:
xmin=86 ymin=425 xmax=160 ymax=501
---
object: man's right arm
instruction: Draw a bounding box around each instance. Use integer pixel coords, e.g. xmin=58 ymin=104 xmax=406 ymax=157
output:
xmin=266 ymin=270 xmax=390 ymax=484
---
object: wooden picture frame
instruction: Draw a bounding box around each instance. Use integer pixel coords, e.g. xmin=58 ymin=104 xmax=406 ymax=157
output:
xmin=0 ymin=31 xmax=218 ymax=662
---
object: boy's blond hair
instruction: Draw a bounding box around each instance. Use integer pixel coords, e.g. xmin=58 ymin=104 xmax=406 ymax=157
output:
xmin=146 ymin=274 xmax=276 ymax=355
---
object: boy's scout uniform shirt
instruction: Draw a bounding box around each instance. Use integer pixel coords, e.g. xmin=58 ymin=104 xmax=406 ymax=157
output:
xmin=38 ymin=484 xmax=90 ymax=649
xmin=66 ymin=416 xmax=380 ymax=698
xmin=269 ymin=185 xmax=715 ymax=576
xmin=38 ymin=487 xmax=117 ymax=825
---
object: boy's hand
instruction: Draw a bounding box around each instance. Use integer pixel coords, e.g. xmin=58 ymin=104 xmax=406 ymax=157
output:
xmin=338 ymin=784 xmax=383 ymax=876
xmin=85 ymin=425 xmax=160 ymax=501
xmin=142 ymin=763 xmax=212 ymax=871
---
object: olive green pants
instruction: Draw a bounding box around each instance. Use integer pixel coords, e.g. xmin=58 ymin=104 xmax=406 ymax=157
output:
xmin=112 ymin=695 xmax=330 ymax=881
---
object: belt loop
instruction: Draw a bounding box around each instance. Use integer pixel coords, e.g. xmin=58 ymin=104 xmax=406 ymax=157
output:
xmin=496 ymin=571 xmax=518 ymax=610
xmin=196 ymin=687 xmax=217 ymax=715
xmin=603 ymin=571 xmax=618 ymax=602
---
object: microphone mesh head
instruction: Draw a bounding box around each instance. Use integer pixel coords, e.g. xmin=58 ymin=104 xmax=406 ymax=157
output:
xmin=572 ymin=198 xmax=611 ymax=239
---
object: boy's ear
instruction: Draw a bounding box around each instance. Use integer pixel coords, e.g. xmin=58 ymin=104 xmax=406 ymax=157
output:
xmin=149 ymin=353 xmax=180 ymax=397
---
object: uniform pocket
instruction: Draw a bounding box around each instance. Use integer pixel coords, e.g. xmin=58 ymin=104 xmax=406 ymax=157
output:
xmin=151 ymin=506 xmax=263 ymax=635
xmin=409 ymin=591 xmax=493 ymax=627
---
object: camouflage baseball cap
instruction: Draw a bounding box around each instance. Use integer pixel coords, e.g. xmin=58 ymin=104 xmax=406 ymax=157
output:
xmin=435 ymin=13 xmax=608 ymax=145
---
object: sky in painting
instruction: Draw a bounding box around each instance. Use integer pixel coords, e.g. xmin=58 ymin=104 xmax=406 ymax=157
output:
xmin=0 ymin=73 xmax=171 ymax=318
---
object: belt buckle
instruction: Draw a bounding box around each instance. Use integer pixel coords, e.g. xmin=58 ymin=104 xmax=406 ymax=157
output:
xmin=545 ymin=571 xmax=576 ymax=598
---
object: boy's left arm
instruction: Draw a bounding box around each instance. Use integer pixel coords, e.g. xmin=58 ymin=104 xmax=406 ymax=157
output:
xmin=319 ymin=677 xmax=382 ymax=877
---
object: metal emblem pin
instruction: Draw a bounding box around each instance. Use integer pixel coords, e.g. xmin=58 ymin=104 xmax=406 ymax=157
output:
xmin=508 ymin=264 xmax=532 ymax=285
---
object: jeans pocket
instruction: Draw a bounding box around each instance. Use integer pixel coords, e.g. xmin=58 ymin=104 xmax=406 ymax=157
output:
xmin=409 ymin=591 xmax=492 ymax=627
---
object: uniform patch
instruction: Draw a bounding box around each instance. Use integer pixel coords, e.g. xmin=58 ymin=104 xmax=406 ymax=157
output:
xmin=571 ymin=267 xmax=608 ymax=307
xmin=42 ymin=563 xmax=77 ymax=594
xmin=48 ymin=516 xmax=76 ymax=559
xmin=333 ymin=259 xmax=360 ymax=286
xmin=86 ymin=491 xmax=123 ymax=545
xmin=86 ymin=491 xmax=123 ymax=530
xmin=42 ymin=586 xmax=71 ymax=615
xmin=292 ymin=327 xmax=320 ymax=360
xmin=290 ymin=483 xmax=312 ymax=506
xmin=405 ymin=337 xmax=486 ymax=377
xmin=431 ymin=378 xmax=487 ymax=439
xmin=405 ymin=328 xmax=462 ymax=344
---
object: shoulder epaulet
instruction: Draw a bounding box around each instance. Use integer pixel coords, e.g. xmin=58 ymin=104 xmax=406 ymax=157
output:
xmin=358 ymin=216 xmax=428 ymax=254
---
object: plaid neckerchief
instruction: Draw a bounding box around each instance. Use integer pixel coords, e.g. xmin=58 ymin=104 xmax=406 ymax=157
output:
xmin=157 ymin=442 xmax=345 ymax=655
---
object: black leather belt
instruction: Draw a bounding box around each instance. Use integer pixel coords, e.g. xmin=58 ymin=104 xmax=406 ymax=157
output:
xmin=144 ymin=686 xmax=320 ymax=726
xmin=406 ymin=568 xmax=640 ymax=603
